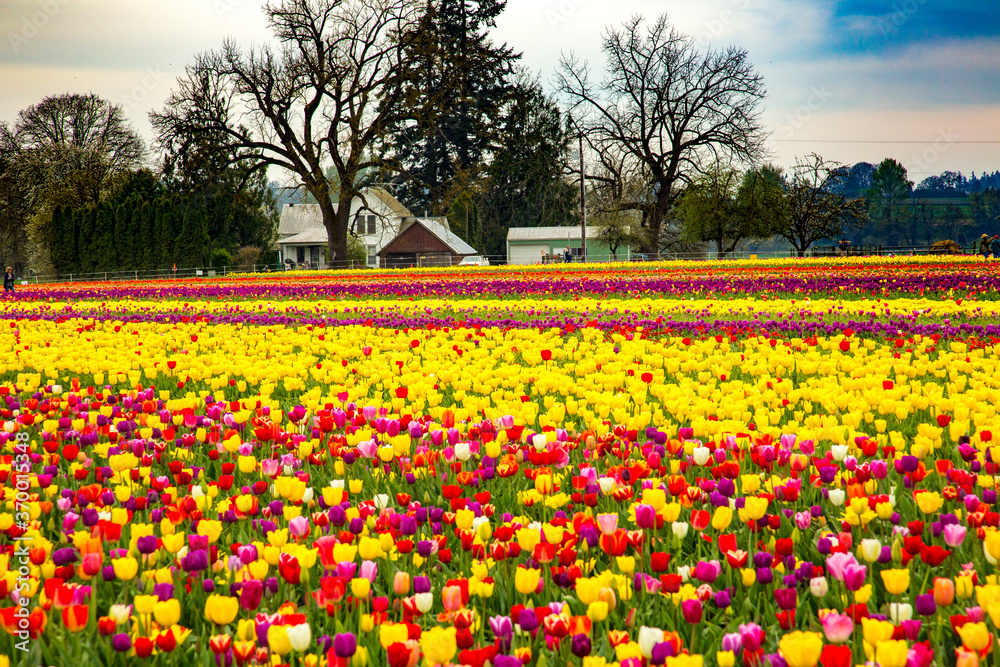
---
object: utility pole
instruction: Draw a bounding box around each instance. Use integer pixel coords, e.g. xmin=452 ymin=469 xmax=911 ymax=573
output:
xmin=579 ymin=132 xmax=587 ymax=262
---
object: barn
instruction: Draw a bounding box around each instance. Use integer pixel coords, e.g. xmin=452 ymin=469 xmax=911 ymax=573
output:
xmin=378 ymin=218 xmax=479 ymax=268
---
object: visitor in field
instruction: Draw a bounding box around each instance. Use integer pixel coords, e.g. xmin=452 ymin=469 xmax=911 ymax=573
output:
xmin=838 ymin=239 xmax=849 ymax=257
xmin=992 ymin=235 xmax=1000 ymax=259
xmin=564 ymin=247 xmax=572 ymax=264
xmin=980 ymin=234 xmax=990 ymax=258
xmin=3 ymin=266 xmax=14 ymax=293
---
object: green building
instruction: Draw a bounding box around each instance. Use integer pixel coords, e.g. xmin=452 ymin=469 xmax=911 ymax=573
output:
xmin=505 ymin=226 xmax=633 ymax=264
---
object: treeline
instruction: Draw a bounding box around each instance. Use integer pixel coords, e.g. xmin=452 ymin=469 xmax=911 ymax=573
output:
xmin=50 ymin=196 xmax=209 ymax=275
xmin=1 ymin=92 xmax=278 ymax=277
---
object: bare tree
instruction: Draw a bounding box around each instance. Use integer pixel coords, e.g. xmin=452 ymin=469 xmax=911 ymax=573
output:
xmin=556 ymin=14 xmax=767 ymax=254
xmin=677 ymin=166 xmax=781 ymax=257
xmin=779 ymin=154 xmax=870 ymax=256
xmin=151 ymin=0 xmax=419 ymax=264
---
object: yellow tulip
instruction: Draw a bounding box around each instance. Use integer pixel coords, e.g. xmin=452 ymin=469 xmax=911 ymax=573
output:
xmin=268 ymin=624 xmax=292 ymax=656
xmin=379 ymin=623 xmax=408 ymax=649
xmin=112 ymin=556 xmax=138 ymax=581
xmin=153 ymin=599 xmax=181 ymax=627
xmin=711 ymin=506 xmax=733 ymax=531
xmin=957 ymin=622 xmax=991 ymax=651
xmin=881 ymin=568 xmax=910 ymax=595
xmin=205 ymin=594 xmax=240 ymax=625
xmin=778 ymin=631 xmax=823 ymax=667
xmin=515 ymin=567 xmax=541 ymax=595
xmin=743 ymin=497 xmax=768 ymax=521
xmin=351 ymin=578 xmax=371 ymax=599
xmin=915 ymin=492 xmax=943 ymax=514
xmin=873 ymin=640 xmax=908 ymax=667
xmin=586 ymin=601 xmax=609 ymax=622
xmin=420 ymin=627 xmax=457 ymax=666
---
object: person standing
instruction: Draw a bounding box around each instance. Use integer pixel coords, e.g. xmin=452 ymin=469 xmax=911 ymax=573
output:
xmin=564 ymin=247 xmax=572 ymax=264
xmin=980 ymin=234 xmax=990 ymax=259
xmin=3 ymin=266 xmax=15 ymax=294
xmin=991 ymin=236 xmax=1000 ymax=259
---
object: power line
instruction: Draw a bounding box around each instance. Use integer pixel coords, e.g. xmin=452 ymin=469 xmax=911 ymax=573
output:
xmin=771 ymin=139 xmax=1000 ymax=144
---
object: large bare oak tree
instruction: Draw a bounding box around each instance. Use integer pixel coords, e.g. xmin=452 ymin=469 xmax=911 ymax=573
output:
xmin=151 ymin=0 xmax=418 ymax=264
xmin=556 ymin=14 xmax=767 ymax=255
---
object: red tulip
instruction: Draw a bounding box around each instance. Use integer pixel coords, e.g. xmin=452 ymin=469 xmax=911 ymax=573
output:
xmin=819 ymin=644 xmax=852 ymax=667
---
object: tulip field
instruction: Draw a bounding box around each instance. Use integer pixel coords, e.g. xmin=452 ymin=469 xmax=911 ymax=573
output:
xmin=5 ymin=255 xmax=1000 ymax=667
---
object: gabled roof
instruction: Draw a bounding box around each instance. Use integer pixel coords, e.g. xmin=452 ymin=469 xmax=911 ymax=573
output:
xmin=506 ymin=226 xmax=602 ymax=242
xmin=379 ymin=218 xmax=477 ymax=256
xmin=413 ymin=218 xmax=477 ymax=255
xmin=278 ymin=204 xmax=323 ymax=236
xmin=366 ymin=188 xmax=413 ymax=219
xmin=277 ymin=188 xmax=412 ymax=236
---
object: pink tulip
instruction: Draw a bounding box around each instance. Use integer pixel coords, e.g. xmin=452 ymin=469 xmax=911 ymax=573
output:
xmin=288 ymin=516 xmax=309 ymax=538
xmin=597 ymin=514 xmax=618 ymax=535
xmin=842 ymin=564 xmax=867 ymax=591
xmin=825 ymin=552 xmax=858 ymax=581
xmin=943 ymin=524 xmax=967 ymax=547
xmin=356 ymin=439 xmax=378 ymax=459
xmin=821 ymin=611 xmax=854 ymax=643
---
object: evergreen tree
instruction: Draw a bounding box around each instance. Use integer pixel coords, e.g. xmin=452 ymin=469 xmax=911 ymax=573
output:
xmin=50 ymin=205 xmax=66 ymax=273
xmin=385 ymin=0 xmax=520 ymax=216
xmin=865 ymin=158 xmax=913 ymax=247
xmin=158 ymin=197 xmax=178 ymax=269
xmin=137 ymin=200 xmax=154 ymax=269
xmin=78 ymin=206 xmax=95 ymax=273
xmin=174 ymin=203 xmax=210 ymax=268
xmin=474 ymin=76 xmax=577 ymax=256
xmin=93 ymin=203 xmax=114 ymax=272
xmin=63 ymin=207 xmax=80 ymax=274
xmin=110 ymin=204 xmax=127 ymax=270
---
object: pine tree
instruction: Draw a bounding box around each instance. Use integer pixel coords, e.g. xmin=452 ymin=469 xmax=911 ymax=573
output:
xmin=385 ymin=0 xmax=520 ymax=215
xmin=137 ymin=200 xmax=154 ymax=270
xmin=63 ymin=208 xmax=79 ymax=274
xmin=78 ymin=206 xmax=94 ymax=273
xmin=174 ymin=204 xmax=211 ymax=268
xmin=93 ymin=203 xmax=114 ymax=273
xmin=158 ymin=197 xmax=178 ymax=269
xmin=50 ymin=205 xmax=66 ymax=274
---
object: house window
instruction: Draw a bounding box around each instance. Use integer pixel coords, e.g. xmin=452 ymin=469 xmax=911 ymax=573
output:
xmin=296 ymin=247 xmax=305 ymax=263
xmin=367 ymin=245 xmax=377 ymax=266
xmin=366 ymin=215 xmax=377 ymax=235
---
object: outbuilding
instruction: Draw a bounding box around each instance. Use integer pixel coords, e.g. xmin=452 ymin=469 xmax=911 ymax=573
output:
xmin=505 ymin=226 xmax=632 ymax=265
xmin=378 ymin=218 xmax=479 ymax=268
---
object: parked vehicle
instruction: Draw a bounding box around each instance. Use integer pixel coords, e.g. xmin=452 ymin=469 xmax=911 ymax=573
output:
xmin=458 ymin=255 xmax=490 ymax=267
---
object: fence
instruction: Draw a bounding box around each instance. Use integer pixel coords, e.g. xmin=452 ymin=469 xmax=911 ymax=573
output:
xmin=9 ymin=243 xmax=983 ymax=286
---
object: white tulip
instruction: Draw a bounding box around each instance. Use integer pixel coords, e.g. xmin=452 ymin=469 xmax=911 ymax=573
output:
xmin=692 ymin=446 xmax=711 ymax=466
xmin=889 ymin=603 xmax=912 ymax=624
xmin=414 ymin=592 xmax=433 ymax=613
xmin=637 ymin=626 xmax=663 ymax=659
xmin=286 ymin=623 xmax=312 ymax=651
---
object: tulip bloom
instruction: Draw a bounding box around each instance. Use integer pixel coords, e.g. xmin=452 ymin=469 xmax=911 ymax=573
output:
xmin=515 ymin=567 xmax=541 ymax=596
xmin=820 ymin=611 xmax=853 ymax=643
xmin=881 ymin=569 xmax=910 ymax=595
xmin=205 ymin=595 xmax=240 ymax=625
xmin=778 ymin=631 xmax=823 ymax=667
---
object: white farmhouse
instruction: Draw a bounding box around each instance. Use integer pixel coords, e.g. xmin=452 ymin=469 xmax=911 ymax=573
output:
xmin=277 ymin=188 xmax=414 ymax=269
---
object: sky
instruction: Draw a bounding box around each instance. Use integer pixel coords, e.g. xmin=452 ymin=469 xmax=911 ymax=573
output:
xmin=1 ymin=0 xmax=998 ymax=184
